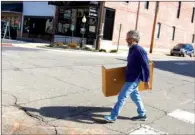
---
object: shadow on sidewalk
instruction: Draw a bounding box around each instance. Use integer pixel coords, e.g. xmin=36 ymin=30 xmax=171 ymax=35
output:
xmin=22 ymin=106 xmax=131 ymax=124
xmin=116 ymin=58 xmax=195 ymax=78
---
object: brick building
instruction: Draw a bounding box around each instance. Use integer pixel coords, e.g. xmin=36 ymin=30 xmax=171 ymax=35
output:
xmin=2 ymin=1 xmax=194 ymax=52
xmin=104 ymin=1 xmax=195 ymax=51
xmin=50 ymin=1 xmax=194 ymax=52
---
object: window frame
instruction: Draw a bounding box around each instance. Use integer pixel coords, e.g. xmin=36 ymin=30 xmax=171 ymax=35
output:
xmin=177 ymin=1 xmax=181 ymax=19
xmin=156 ymin=22 xmax=161 ymax=39
xmin=191 ymin=7 xmax=195 ymax=23
xmin=172 ymin=26 xmax=176 ymax=41
xmin=144 ymin=1 xmax=149 ymax=9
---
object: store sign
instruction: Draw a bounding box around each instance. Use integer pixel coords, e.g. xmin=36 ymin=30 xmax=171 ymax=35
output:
xmin=89 ymin=7 xmax=98 ymax=17
xmin=89 ymin=13 xmax=97 ymax=17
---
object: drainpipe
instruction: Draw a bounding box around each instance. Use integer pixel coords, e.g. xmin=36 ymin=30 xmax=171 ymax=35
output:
xmin=135 ymin=1 xmax=140 ymax=30
xmin=149 ymin=1 xmax=160 ymax=53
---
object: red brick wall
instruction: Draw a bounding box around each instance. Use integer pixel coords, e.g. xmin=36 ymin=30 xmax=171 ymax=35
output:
xmin=105 ymin=2 xmax=138 ymax=46
xmin=105 ymin=2 xmax=195 ymax=50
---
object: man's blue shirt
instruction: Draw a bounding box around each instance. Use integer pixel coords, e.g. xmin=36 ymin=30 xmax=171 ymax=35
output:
xmin=125 ymin=44 xmax=150 ymax=82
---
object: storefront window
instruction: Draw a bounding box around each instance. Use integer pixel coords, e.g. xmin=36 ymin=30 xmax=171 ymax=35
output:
xmin=56 ymin=6 xmax=98 ymax=44
xmin=57 ymin=8 xmax=72 ymax=36
xmin=23 ymin=16 xmax=53 ymax=40
xmin=103 ymin=8 xmax=115 ymax=40
xmin=1 ymin=15 xmax=21 ymax=30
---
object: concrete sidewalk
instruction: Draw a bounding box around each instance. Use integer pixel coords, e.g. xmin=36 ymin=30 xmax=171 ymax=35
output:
xmin=3 ymin=42 xmax=194 ymax=61
xmin=4 ymin=42 xmax=169 ymax=57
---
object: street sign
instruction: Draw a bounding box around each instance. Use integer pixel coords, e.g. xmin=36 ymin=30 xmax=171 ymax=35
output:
xmin=89 ymin=7 xmax=98 ymax=17
xmin=70 ymin=24 xmax=75 ymax=31
xmin=80 ymin=28 xmax=86 ymax=34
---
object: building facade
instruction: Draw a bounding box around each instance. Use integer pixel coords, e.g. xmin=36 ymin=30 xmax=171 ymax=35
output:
xmin=1 ymin=1 xmax=194 ymax=51
xmin=51 ymin=1 xmax=194 ymax=51
xmin=1 ymin=2 xmax=23 ymax=37
xmin=1 ymin=1 xmax=56 ymax=41
xmin=105 ymin=1 xmax=195 ymax=51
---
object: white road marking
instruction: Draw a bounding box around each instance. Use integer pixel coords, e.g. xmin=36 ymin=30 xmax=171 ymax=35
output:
xmin=168 ymin=109 xmax=194 ymax=124
xmin=180 ymin=99 xmax=192 ymax=105
xmin=129 ymin=125 xmax=168 ymax=134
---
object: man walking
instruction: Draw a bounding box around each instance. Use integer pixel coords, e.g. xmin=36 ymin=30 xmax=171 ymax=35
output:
xmin=104 ymin=30 xmax=150 ymax=122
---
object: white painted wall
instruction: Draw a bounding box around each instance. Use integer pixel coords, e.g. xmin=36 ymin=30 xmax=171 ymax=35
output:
xmin=23 ymin=2 xmax=56 ymax=16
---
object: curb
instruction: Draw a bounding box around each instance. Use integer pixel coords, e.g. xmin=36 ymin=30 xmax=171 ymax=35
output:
xmin=9 ymin=44 xmax=169 ymax=58
xmin=1 ymin=43 xmax=13 ymax=46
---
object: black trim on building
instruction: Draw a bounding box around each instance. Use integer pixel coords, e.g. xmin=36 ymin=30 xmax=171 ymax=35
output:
xmin=1 ymin=3 xmax=23 ymax=13
xmin=48 ymin=1 xmax=99 ymax=8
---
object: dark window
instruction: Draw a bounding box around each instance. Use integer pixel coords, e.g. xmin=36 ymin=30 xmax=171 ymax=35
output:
xmin=22 ymin=16 xmax=53 ymax=40
xmin=57 ymin=8 xmax=72 ymax=36
xmin=156 ymin=23 xmax=161 ymax=39
xmin=191 ymin=7 xmax=195 ymax=23
xmin=188 ymin=44 xmax=193 ymax=50
xmin=144 ymin=1 xmax=149 ymax=9
xmin=184 ymin=44 xmax=192 ymax=49
xmin=177 ymin=2 xmax=181 ymax=18
xmin=176 ymin=44 xmax=185 ymax=48
xmin=172 ymin=26 xmax=176 ymax=40
xmin=192 ymin=34 xmax=195 ymax=43
xmin=184 ymin=44 xmax=188 ymax=49
xmin=103 ymin=8 xmax=115 ymax=40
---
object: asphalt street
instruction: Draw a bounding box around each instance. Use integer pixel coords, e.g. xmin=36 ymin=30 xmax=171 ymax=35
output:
xmin=2 ymin=46 xmax=195 ymax=134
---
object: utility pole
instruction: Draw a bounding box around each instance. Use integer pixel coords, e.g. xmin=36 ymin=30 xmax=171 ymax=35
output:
xmin=96 ymin=1 xmax=105 ymax=50
xmin=149 ymin=1 xmax=159 ymax=53
xmin=135 ymin=1 xmax=140 ymax=30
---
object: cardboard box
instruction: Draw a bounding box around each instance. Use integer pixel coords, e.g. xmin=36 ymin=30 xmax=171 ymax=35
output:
xmin=102 ymin=62 xmax=154 ymax=97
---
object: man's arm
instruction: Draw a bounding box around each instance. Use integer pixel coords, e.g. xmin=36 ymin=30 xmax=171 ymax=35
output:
xmin=137 ymin=49 xmax=150 ymax=83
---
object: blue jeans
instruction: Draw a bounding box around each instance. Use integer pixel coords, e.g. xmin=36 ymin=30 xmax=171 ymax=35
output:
xmin=111 ymin=80 xmax=146 ymax=118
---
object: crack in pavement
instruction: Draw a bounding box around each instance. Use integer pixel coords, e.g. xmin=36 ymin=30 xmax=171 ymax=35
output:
xmin=147 ymin=113 xmax=167 ymax=125
xmin=127 ymin=124 xmax=142 ymax=134
xmin=17 ymin=105 xmax=58 ymax=135
xmin=2 ymin=92 xmax=18 ymax=105
xmin=3 ymin=92 xmax=168 ymax=135
xmin=3 ymin=93 xmax=59 ymax=135
xmin=145 ymin=103 xmax=168 ymax=115
xmin=19 ymin=87 xmax=94 ymax=105
xmin=20 ymin=65 xmax=99 ymax=91
xmin=3 ymin=93 xmax=116 ymax=134
xmin=102 ymin=125 xmax=128 ymax=134
xmin=2 ymin=62 xmax=124 ymax=71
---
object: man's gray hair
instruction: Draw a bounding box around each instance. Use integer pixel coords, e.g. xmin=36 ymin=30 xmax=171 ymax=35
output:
xmin=127 ymin=30 xmax=140 ymax=43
